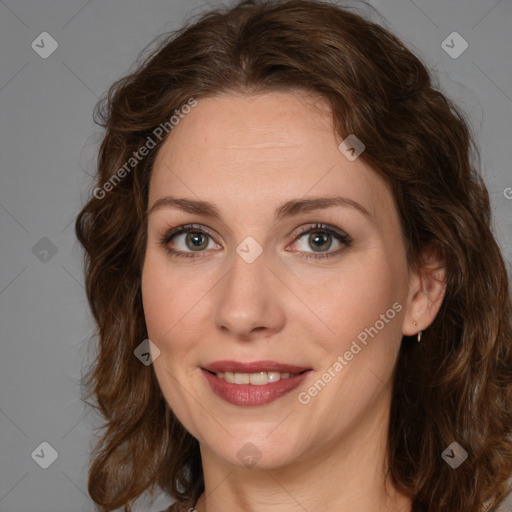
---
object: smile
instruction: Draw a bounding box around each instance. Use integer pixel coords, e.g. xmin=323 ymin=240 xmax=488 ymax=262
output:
xmin=214 ymin=370 xmax=299 ymax=384
xmin=201 ymin=361 xmax=312 ymax=406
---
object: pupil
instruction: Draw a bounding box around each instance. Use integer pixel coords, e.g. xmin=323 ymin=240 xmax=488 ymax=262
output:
xmin=187 ymin=232 xmax=207 ymax=250
xmin=310 ymin=232 xmax=331 ymax=252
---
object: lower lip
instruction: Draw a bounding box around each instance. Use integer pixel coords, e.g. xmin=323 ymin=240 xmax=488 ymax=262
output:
xmin=201 ymin=369 xmax=311 ymax=406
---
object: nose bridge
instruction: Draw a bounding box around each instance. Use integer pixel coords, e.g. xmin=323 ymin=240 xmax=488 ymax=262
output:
xmin=212 ymin=242 xmax=284 ymax=338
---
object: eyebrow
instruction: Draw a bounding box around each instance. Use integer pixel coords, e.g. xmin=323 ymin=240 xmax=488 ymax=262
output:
xmin=147 ymin=195 xmax=371 ymax=221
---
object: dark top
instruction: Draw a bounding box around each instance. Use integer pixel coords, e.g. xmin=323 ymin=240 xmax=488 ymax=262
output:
xmin=160 ymin=501 xmax=195 ymax=512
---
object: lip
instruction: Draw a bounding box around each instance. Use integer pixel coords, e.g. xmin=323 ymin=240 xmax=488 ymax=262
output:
xmin=202 ymin=360 xmax=310 ymax=374
xmin=201 ymin=360 xmax=312 ymax=406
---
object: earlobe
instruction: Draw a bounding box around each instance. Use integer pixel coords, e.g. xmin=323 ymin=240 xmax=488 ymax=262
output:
xmin=402 ymin=259 xmax=447 ymax=338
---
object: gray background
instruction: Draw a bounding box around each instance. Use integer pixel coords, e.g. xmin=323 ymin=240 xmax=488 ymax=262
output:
xmin=0 ymin=0 xmax=511 ymax=511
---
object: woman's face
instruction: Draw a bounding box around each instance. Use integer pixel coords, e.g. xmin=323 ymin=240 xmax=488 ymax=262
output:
xmin=142 ymin=91 xmax=413 ymax=470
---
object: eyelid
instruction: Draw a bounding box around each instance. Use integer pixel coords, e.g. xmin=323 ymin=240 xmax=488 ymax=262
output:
xmin=289 ymin=223 xmax=352 ymax=244
xmin=161 ymin=223 xmax=218 ymax=243
xmin=286 ymin=223 xmax=352 ymax=259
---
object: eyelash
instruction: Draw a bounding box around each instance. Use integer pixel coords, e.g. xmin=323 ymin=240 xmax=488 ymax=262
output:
xmin=158 ymin=223 xmax=352 ymax=260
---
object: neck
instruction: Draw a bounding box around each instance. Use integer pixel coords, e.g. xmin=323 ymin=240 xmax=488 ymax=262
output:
xmin=193 ymin=394 xmax=413 ymax=512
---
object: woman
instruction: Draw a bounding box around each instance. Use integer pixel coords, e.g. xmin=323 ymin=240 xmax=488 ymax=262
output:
xmin=75 ymin=1 xmax=512 ymax=511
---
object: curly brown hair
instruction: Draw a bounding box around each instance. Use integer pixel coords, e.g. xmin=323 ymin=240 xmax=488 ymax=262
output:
xmin=75 ymin=1 xmax=512 ymax=511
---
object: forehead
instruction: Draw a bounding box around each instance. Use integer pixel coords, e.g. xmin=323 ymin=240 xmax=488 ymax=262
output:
xmin=149 ymin=91 xmax=394 ymax=223
xmin=154 ymin=91 xmax=334 ymax=166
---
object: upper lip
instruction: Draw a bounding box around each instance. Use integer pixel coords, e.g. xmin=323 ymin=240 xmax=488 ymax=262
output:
xmin=202 ymin=360 xmax=311 ymax=374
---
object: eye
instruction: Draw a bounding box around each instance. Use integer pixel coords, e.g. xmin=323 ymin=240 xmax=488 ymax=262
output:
xmin=159 ymin=224 xmax=220 ymax=258
xmin=159 ymin=222 xmax=352 ymax=260
xmin=288 ymin=223 xmax=352 ymax=260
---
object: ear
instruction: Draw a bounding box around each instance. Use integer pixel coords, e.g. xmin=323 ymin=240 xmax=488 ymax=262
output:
xmin=402 ymin=249 xmax=447 ymax=337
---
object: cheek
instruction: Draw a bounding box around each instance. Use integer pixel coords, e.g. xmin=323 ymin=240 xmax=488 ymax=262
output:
xmin=298 ymin=259 xmax=405 ymax=429
xmin=141 ymin=251 xmax=214 ymax=365
xmin=141 ymin=255 xmax=206 ymax=429
xmin=299 ymin=252 xmax=404 ymax=353
xmin=141 ymin=253 xmax=187 ymax=349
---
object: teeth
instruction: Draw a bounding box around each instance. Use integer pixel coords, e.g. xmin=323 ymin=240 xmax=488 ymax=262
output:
xmin=234 ymin=373 xmax=250 ymax=384
xmin=224 ymin=371 xmax=235 ymax=383
xmin=216 ymin=371 xmax=297 ymax=384
xmin=250 ymin=372 xmax=267 ymax=385
xmin=267 ymin=371 xmax=280 ymax=382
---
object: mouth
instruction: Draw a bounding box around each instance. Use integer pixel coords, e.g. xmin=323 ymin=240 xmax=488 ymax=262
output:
xmin=201 ymin=360 xmax=312 ymax=406
xmin=207 ymin=369 xmax=305 ymax=385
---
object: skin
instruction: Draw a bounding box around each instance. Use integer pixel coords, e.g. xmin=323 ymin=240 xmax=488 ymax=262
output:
xmin=141 ymin=91 xmax=446 ymax=512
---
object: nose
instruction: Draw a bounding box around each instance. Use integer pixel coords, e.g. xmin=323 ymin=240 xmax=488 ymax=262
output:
xmin=212 ymin=248 xmax=286 ymax=341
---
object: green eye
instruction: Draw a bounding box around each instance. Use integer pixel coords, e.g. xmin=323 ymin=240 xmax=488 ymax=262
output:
xmin=160 ymin=222 xmax=352 ymax=260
